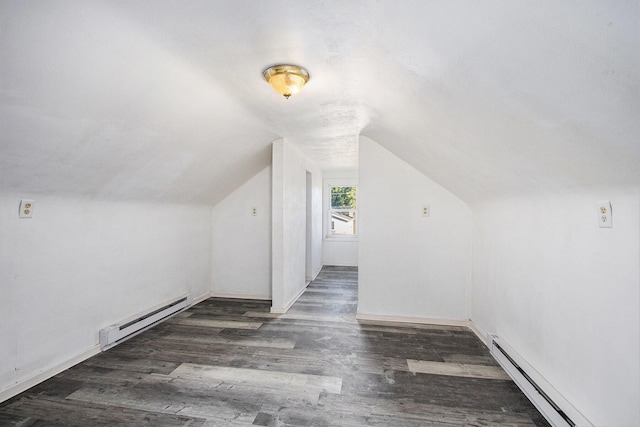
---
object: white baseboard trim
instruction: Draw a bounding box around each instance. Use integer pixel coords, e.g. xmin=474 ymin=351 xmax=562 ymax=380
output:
xmin=355 ymin=314 xmax=490 ymax=348
xmin=271 ymin=284 xmax=307 ymax=314
xmin=306 ymin=265 xmax=323 ymax=283
xmin=210 ymin=291 xmax=271 ymax=301
xmin=356 ymin=312 xmax=470 ymax=328
xmin=191 ymin=291 xmax=212 ymax=305
xmin=0 ymin=344 xmax=100 ymax=404
xmin=312 ymin=265 xmax=323 ymax=280
xmin=355 ymin=313 xmax=495 ymax=351
xmin=1 ymin=291 xmax=212 ymax=405
xmin=467 ymin=319 xmax=489 ymax=346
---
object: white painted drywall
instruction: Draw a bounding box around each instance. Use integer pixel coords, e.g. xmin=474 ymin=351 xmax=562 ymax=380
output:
xmin=0 ymin=1 xmax=273 ymax=206
xmin=310 ymin=171 xmax=324 ymax=280
xmin=471 ymin=190 xmax=640 ymax=426
xmin=323 ymin=170 xmax=359 ymax=180
xmin=322 ymin=240 xmax=359 ymax=267
xmin=271 ymin=140 xmax=323 ymax=312
xmin=357 ymin=136 xmax=472 ymax=320
xmin=2 ymin=1 xmax=638 ymax=206
xmin=0 ymin=194 xmax=212 ymax=397
xmin=212 ymin=166 xmax=272 ymax=299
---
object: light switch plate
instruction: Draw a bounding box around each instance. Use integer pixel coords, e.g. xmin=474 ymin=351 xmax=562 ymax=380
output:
xmin=19 ymin=199 xmax=35 ymax=218
xmin=597 ymin=201 xmax=612 ymax=228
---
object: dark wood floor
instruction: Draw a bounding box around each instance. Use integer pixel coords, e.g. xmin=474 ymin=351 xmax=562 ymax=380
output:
xmin=0 ymin=266 xmax=549 ymax=426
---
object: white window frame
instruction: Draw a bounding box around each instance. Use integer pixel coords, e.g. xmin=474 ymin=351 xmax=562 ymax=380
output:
xmin=323 ymin=179 xmax=358 ymax=240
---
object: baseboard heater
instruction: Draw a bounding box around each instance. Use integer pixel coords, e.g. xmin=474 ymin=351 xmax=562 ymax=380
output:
xmin=488 ymin=334 xmax=593 ymax=427
xmin=99 ymin=295 xmax=191 ymax=351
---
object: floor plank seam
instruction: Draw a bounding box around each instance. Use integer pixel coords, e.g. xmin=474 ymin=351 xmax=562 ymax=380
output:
xmin=0 ymin=266 xmax=550 ymax=427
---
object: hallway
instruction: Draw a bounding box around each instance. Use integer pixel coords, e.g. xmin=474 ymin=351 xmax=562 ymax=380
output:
xmin=0 ymin=266 xmax=548 ymax=426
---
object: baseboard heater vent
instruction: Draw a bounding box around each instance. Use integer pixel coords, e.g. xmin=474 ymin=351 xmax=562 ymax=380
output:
xmin=99 ymin=295 xmax=191 ymax=351
xmin=488 ymin=334 xmax=593 ymax=427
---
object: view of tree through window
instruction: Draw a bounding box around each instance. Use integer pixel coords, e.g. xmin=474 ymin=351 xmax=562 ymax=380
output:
xmin=330 ymin=186 xmax=357 ymax=235
xmin=331 ymin=186 xmax=356 ymax=209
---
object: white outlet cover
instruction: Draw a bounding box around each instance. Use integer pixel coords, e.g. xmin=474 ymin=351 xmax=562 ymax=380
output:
xmin=19 ymin=199 xmax=35 ymax=218
xmin=597 ymin=201 xmax=612 ymax=228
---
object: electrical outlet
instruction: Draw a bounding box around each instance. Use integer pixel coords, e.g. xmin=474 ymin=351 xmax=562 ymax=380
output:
xmin=422 ymin=205 xmax=430 ymax=217
xmin=252 ymin=207 xmax=257 ymax=216
xmin=19 ymin=199 xmax=35 ymax=218
xmin=597 ymin=201 xmax=612 ymax=228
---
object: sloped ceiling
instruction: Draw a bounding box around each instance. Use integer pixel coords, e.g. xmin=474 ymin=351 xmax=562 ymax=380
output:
xmin=1 ymin=0 xmax=638 ymax=205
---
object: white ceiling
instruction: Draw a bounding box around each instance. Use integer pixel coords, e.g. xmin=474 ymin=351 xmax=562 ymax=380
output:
xmin=1 ymin=1 xmax=638 ymax=205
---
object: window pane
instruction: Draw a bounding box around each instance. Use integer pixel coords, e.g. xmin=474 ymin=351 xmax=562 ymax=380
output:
xmin=330 ymin=211 xmax=356 ymax=235
xmin=331 ymin=186 xmax=357 ymax=209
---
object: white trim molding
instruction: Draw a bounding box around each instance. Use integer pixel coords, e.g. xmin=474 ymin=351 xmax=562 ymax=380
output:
xmin=192 ymin=291 xmax=212 ymax=305
xmin=356 ymin=312 xmax=471 ymax=328
xmin=210 ymin=292 xmax=271 ymax=301
xmin=271 ymin=284 xmax=307 ymax=314
xmin=355 ymin=314 xmax=488 ymax=348
xmin=0 ymin=294 xmax=210 ymax=404
xmin=0 ymin=344 xmax=101 ymax=404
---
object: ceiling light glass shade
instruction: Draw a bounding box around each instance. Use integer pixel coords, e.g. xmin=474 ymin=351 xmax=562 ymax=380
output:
xmin=263 ymin=65 xmax=310 ymax=99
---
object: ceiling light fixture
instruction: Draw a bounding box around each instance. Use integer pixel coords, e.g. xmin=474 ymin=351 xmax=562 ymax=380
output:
xmin=263 ymin=64 xmax=310 ymax=99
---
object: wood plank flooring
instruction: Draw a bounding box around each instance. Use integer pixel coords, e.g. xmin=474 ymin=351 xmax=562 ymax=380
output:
xmin=0 ymin=266 xmax=549 ymax=426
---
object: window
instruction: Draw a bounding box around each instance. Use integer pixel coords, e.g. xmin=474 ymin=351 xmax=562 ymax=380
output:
xmin=323 ymin=178 xmax=358 ymax=240
xmin=329 ymin=186 xmax=357 ymax=236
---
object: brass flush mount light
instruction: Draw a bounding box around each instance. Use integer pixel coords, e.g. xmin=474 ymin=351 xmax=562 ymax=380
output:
xmin=263 ymin=64 xmax=310 ymax=99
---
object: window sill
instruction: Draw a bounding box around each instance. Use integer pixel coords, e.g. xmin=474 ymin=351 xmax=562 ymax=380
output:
xmin=324 ymin=236 xmax=359 ymax=242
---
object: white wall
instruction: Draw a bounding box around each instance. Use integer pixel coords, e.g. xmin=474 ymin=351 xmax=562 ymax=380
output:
xmin=322 ymin=240 xmax=358 ymax=267
xmin=310 ymin=170 xmax=324 ymax=280
xmin=0 ymin=194 xmax=212 ymax=399
xmin=357 ymin=136 xmax=472 ymax=320
xmin=212 ymin=166 xmax=272 ymax=299
xmin=471 ymin=190 xmax=640 ymax=426
xmin=322 ymin=170 xmax=359 ymax=267
xmin=271 ymin=140 xmax=322 ymax=313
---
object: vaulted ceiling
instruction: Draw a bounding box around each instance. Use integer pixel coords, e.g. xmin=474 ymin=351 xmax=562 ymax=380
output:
xmin=1 ymin=1 xmax=638 ymax=205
